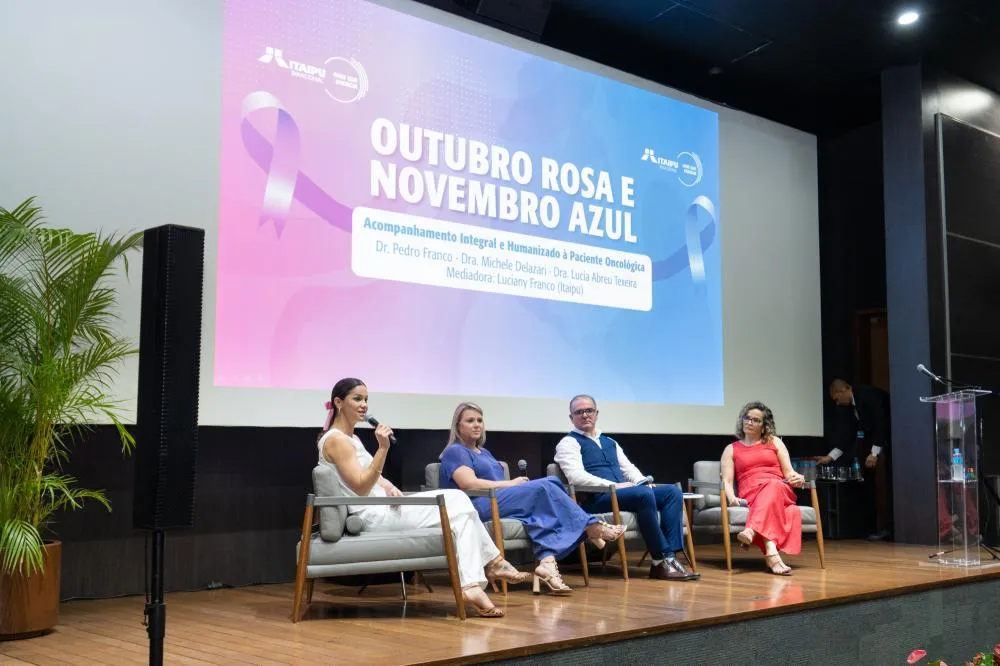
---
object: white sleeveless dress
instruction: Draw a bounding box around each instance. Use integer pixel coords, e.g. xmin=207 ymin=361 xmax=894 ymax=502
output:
xmin=317 ymin=427 xmax=389 ymax=529
xmin=317 ymin=427 xmax=500 ymax=588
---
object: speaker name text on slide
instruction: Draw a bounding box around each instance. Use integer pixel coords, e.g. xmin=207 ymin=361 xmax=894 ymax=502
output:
xmin=352 ymin=208 xmax=652 ymax=311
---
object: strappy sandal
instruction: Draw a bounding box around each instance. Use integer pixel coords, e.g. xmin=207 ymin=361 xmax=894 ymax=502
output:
xmin=533 ymin=561 xmax=572 ymax=596
xmin=736 ymin=528 xmax=755 ymax=550
xmin=463 ymin=587 xmax=506 ymax=617
xmin=587 ymin=520 xmax=627 ymax=549
xmin=485 ymin=558 xmax=532 ymax=586
xmin=765 ymin=553 xmax=792 ymax=576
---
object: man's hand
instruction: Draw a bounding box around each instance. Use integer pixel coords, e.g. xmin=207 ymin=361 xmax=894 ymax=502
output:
xmin=816 ymin=455 xmax=833 ymax=465
xmin=865 ymin=454 xmax=878 ymax=469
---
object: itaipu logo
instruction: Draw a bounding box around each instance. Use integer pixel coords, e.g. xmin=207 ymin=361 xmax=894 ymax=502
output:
xmin=257 ymin=47 xmax=368 ymax=104
xmin=258 ymin=47 xmax=326 ymax=84
xmin=640 ymin=147 xmax=703 ymax=187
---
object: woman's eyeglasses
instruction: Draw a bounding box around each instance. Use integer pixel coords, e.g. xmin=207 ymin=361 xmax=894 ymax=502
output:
xmin=742 ymin=416 xmax=764 ymax=425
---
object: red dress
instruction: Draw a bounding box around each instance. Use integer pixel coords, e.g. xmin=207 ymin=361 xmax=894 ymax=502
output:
xmin=732 ymin=441 xmax=801 ymax=554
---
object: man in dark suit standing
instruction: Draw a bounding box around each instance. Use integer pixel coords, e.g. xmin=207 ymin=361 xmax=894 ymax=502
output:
xmin=817 ymin=379 xmax=893 ymax=540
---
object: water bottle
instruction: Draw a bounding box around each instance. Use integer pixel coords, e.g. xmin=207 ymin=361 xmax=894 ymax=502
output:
xmin=951 ymin=448 xmax=964 ymax=481
xmin=851 ymin=457 xmax=862 ymax=481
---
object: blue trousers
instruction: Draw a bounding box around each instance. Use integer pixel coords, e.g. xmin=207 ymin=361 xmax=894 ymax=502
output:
xmin=582 ymin=484 xmax=683 ymax=560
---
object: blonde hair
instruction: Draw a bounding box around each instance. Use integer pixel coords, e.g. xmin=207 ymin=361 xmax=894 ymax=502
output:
xmin=442 ymin=402 xmax=486 ymax=457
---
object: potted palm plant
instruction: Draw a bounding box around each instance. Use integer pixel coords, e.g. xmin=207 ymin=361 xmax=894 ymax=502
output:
xmin=0 ymin=198 xmax=142 ymax=639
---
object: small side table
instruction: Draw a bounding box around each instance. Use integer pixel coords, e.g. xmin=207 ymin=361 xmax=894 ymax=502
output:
xmin=816 ymin=479 xmax=866 ymax=539
xmin=681 ymin=493 xmax=704 ymax=569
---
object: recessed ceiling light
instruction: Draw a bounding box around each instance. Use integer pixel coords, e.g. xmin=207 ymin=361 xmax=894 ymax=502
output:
xmin=897 ymin=10 xmax=920 ymax=26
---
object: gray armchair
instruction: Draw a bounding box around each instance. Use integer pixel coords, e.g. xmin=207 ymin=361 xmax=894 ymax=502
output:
xmin=545 ymin=463 xmax=697 ymax=580
xmin=426 ymin=461 xmax=591 ymax=591
xmin=292 ymin=464 xmax=467 ymax=621
xmin=688 ymin=460 xmax=826 ymax=571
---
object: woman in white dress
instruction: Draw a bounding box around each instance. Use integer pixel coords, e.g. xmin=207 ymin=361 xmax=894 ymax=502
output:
xmin=318 ymin=378 xmax=530 ymax=617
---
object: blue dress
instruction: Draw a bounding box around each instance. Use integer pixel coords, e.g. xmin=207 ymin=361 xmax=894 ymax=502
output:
xmin=439 ymin=443 xmax=597 ymax=560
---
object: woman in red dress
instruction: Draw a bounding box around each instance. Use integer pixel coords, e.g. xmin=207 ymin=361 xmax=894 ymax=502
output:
xmin=721 ymin=401 xmax=806 ymax=575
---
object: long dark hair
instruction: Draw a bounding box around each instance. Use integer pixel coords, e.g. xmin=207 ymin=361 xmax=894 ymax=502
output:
xmin=735 ymin=401 xmax=777 ymax=444
xmin=323 ymin=378 xmax=366 ymax=432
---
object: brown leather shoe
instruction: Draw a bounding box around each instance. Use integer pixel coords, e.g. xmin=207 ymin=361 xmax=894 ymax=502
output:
xmin=649 ymin=560 xmax=699 ymax=581
xmin=668 ymin=559 xmax=700 ymax=580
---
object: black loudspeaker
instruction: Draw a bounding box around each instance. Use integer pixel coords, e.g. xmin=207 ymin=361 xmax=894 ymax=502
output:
xmin=473 ymin=0 xmax=551 ymax=39
xmin=133 ymin=224 xmax=205 ymax=531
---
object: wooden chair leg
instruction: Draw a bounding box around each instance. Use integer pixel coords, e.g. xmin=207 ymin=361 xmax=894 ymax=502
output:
xmin=438 ymin=499 xmax=466 ymax=620
xmin=489 ymin=494 xmax=508 ymax=597
xmin=610 ymin=490 xmax=629 ymax=581
xmin=292 ymin=502 xmax=314 ymax=623
xmin=683 ymin=499 xmax=697 ymax=572
xmin=414 ymin=571 xmax=434 ymax=593
xmin=305 ymin=579 xmax=315 ymax=605
xmin=637 ymin=550 xmax=649 ymax=568
xmin=811 ymin=486 xmax=826 ymax=569
xmin=578 ymin=542 xmax=590 ymax=586
xmin=720 ymin=488 xmax=733 ymax=571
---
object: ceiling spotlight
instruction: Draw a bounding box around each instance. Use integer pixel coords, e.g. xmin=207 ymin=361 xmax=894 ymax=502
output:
xmin=897 ymin=10 xmax=920 ymax=26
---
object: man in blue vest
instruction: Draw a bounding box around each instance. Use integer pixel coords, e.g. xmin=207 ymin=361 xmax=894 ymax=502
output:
xmin=554 ymin=394 xmax=699 ymax=581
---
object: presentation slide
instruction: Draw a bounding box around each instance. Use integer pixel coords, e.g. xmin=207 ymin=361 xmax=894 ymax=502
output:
xmin=216 ymin=0 xmax=722 ymax=406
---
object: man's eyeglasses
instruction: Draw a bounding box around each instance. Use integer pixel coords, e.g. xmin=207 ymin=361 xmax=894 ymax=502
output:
xmin=742 ymin=415 xmax=764 ymax=425
xmin=572 ymin=408 xmax=597 ymax=417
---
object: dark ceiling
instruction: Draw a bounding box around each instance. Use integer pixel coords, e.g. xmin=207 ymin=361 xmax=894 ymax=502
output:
xmin=416 ymin=0 xmax=1000 ymax=136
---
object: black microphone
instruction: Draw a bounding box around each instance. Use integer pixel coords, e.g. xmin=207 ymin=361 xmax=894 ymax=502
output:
xmin=916 ymin=363 xmax=945 ymax=385
xmin=365 ymin=414 xmax=397 ymax=445
xmin=916 ymin=363 xmax=979 ymax=390
xmin=517 ymin=459 xmax=528 ymax=477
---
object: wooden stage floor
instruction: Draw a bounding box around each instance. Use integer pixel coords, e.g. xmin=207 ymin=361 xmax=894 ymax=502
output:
xmin=2 ymin=541 xmax=998 ymax=665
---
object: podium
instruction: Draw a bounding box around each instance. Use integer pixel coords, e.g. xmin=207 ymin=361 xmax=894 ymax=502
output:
xmin=920 ymin=389 xmax=992 ymax=566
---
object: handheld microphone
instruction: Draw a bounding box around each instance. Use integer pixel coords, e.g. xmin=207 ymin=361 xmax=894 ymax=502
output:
xmin=365 ymin=415 xmax=397 ymax=445
xmin=916 ymin=363 xmax=945 ymax=385
xmin=517 ymin=459 xmax=528 ymax=477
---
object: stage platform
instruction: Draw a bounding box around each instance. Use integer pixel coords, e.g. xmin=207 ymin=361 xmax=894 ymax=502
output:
xmin=2 ymin=542 xmax=999 ymax=665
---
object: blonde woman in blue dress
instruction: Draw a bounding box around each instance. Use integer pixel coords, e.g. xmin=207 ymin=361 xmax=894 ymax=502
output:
xmin=317 ymin=378 xmax=530 ymax=618
xmin=439 ymin=402 xmax=626 ymax=594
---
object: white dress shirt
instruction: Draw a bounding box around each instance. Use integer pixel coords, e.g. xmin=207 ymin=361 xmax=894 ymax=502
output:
xmin=554 ymin=429 xmax=645 ymax=486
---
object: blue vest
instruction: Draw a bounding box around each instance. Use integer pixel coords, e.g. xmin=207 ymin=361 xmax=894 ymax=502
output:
xmin=568 ymin=431 xmax=625 ymax=483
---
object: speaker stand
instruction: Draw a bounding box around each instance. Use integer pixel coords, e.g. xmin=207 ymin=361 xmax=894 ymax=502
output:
xmin=144 ymin=529 xmax=166 ymax=665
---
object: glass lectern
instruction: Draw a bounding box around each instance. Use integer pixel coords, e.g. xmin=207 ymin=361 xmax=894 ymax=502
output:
xmin=920 ymin=389 xmax=991 ymax=566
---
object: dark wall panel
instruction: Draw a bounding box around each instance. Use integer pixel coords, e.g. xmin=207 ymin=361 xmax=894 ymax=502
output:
xmin=881 ymin=65 xmax=938 ymax=545
xmin=945 ymin=236 xmax=1000 ymax=361
xmin=817 ymin=121 xmax=886 ymax=435
xmin=940 ymin=117 xmax=1000 ymax=247
xmin=937 ymin=114 xmax=1000 ymax=480
xmin=940 ymin=116 xmax=1000 ymax=362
